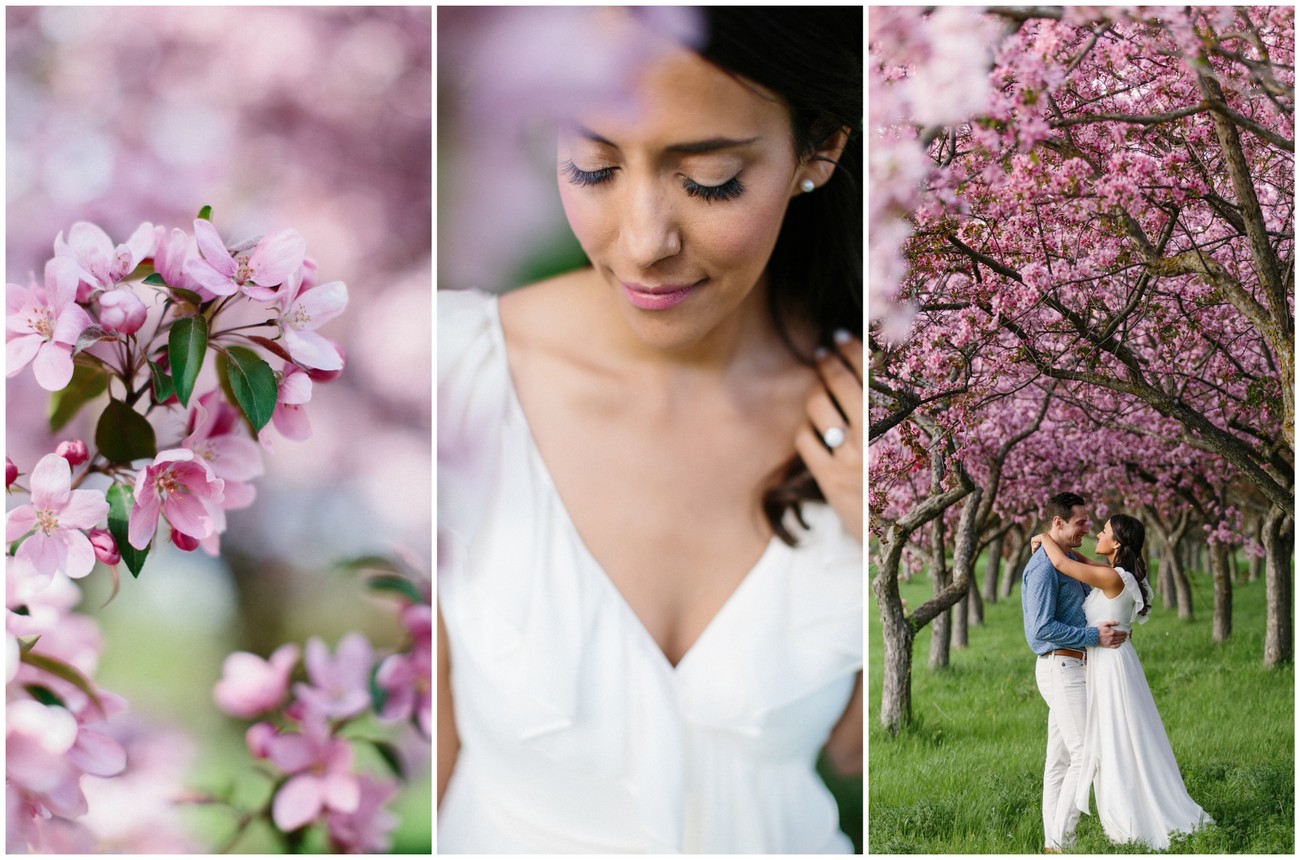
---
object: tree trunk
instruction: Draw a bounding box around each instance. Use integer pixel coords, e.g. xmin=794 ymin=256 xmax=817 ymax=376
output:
xmin=1146 ymin=508 xmax=1194 ymax=621
xmin=1001 ymin=532 xmax=1029 ymax=599
xmin=1210 ymin=542 xmax=1232 ymax=643
xmin=983 ymin=530 xmax=1003 ymax=604
xmin=876 ymin=573 xmax=916 ymax=734
xmin=1247 ymin=516 xmax=1264 ymax=582
xmin=1157 ymin=542 xmax=1175 ymax=609
xmin=967 ymin=568 xmax=984 ymax=626
xmin=1262 ymin=505 xmax=1293 ymax=667
xmin=953 ymin=584 xmax=968 ymax=649
xmin=929 ymin=517 xmax=952 ymax=668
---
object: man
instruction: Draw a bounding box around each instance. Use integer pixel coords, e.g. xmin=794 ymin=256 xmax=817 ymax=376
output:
xmin=1022 ymin=492 xmax=1127 ymax=852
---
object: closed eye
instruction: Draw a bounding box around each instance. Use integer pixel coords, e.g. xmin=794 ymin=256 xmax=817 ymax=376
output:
xmin=684 ymin=174 xmax=744 ymax=203
xmin=560 ymin=160 xmax=614 ymax=187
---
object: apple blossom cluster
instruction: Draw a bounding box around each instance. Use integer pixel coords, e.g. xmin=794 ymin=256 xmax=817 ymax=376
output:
xmin=5 ymin=209 xmax=349 ymax=850
xmin=210 ymin=565 xmax=430 ymax=853
xmin=7 ymin=210 xmax=347 ymax=580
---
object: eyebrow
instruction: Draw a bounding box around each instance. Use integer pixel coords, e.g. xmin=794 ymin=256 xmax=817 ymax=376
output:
xmin=576 ymin=125 xmax=759 ymax=154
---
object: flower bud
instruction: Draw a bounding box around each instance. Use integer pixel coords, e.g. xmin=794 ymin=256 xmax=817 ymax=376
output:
xmin=88 ymin=529 xmax=121 ymax=566
xmin=98 ymin=289 xmax=148 ymax=335
xmin=170 ymin=529 xmax=201 ymax=552
xmin=305 ymin=344 xmax=346 ymax=383
xmin=5 ymin=457 xmax=16 ymax=488
xmin=55 ymin=439 xmax=89 ymax=467
xmin=245 ymin=722 xmax=276 ymax=759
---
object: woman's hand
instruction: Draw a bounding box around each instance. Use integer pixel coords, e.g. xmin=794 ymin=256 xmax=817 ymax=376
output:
xmin=796 ymin=330 xmax=862 ymax=544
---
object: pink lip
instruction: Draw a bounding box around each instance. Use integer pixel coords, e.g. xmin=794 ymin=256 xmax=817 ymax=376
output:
xmin=620 ymin=279 xmax=704 ymax=311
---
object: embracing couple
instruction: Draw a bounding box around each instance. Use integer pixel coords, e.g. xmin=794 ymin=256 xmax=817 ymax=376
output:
xmin=1022 ymin=492 xmax=1212 ymax=851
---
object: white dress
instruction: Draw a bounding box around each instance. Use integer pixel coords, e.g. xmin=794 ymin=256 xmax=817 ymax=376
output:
xmin=1075 ymin=567 xmax=1212 ymax=849
xmin=436 ymin=289 xmax=863 ymax=853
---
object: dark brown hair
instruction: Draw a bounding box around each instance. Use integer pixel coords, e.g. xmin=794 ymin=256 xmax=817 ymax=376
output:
xmin=1109 ymin=513 xmax=1152 ymax=617
xmin=1044 ymin=492 xmax=1086 ymax=526
xmin=695 ymin=8 xmax=863 ymax=544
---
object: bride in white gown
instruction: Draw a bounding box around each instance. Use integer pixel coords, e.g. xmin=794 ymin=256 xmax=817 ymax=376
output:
xmin=1036 ymin=515 xmax=1212 ymax=850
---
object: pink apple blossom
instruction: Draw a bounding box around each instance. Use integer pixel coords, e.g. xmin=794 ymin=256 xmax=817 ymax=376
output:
xmin=54 ymin=221 xmax=157 ymax=291
xmin=183 ymin=393 xmax=264 ymax=484
xmin=128 ymin=449 xmax=225 ymax=550
xmin=56 ymin=439 xmax=89 ymax=467
xmin=184 ymin=219 xmax=306 ymax=300
xmin=376 ymin=604 xmax=432 ymax=736
xmin=213 ymin=643 xmax=300 ymax=719
xmin=293 ymin=632 xmax=373 ymax=720
xmin=6 ymin=257 xmax=95 ymax=391
xmin=326 ymin=776 xmax=399 ymax=853
xmin=251 ymin=711 xmax=360 ymax=831
xmin=97 ymin=289 xmax=148 ymax=334
xmin=278 ymin=280 xmax=348 ymax=371
xmin=5 ymin=454 xmax=109 ymax=587
xmin=87 ymin=529 xmax=120 ymax=566
xmin=271 ymin=366 xmax=314 ymax=441
xmin=151 ymin=226 xmax=210 ymax=299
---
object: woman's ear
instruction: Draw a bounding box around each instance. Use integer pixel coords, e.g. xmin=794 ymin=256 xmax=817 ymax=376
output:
xmin=791 ymin=125 xmax=850 ymax=198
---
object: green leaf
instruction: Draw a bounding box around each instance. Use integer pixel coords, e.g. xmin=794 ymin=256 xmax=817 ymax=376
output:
xmin=369 ymin=663 xmax=389 ymax=713
xmin=48 ymin=363 xmax=110 ymax=432
xmin=24 ymin=684 xmax=65 ymax=708
xmin=21 ymin=651 xmax=105 ymax=717
xmin=168 ymin=315 xmax=208 ymax=407
xmin=148 ymin=359 xmax=175 ymax=403
xmin=371 ymin=739 xmax=407 ymax=781
xmin=197 ymin=204 xmax=213 ymax=221
xmin=107 ymin=483 xmax=149 ymax=578
xmin=142 ymin=272 xmax=168 ymax=287
xmin=95 ymin=399 xmax=157 ymax=466
xmin=170 ymin=287 xmax=205 ymax=305
xmin=336 ymin=554 xmax=409 ymax=575
xmin=221 ymin=347 xmax=277 ymax=432
xmin=365 ymin=574 xmax=425 ymax=603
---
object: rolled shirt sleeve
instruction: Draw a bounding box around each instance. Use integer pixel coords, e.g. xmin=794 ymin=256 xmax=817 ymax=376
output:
xmin=1022 ymin=550 xmax=1098 ymax=652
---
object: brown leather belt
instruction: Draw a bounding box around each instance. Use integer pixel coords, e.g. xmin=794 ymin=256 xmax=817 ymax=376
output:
xmin=1040 ymin=648 xmax=1087 ymax=660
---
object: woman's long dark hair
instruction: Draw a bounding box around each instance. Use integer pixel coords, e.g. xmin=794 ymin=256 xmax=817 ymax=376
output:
xmin=698 ymin=8 xmax=863 ymax=544
xmin=1109 ymin=514 xmax=1152 ymax=617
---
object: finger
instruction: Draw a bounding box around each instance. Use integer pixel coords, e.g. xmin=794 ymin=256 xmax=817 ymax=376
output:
xmin=805 ymin=387 xmax=850 ymax=450
xmin=817 ymin=348 xmax=863 ymax=428
xmin=795 ymin=423 xmax=835 ymax=476
xmin=832 ymin=329 xmax=864 ymax=383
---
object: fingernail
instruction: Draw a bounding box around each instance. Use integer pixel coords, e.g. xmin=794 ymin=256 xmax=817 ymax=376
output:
xmin=833 ymin=328 xmax=852 ymax=345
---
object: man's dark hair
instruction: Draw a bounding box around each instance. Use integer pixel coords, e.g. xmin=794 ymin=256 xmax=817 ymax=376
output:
xmin=1044 ymin=492 xmax=1086 ymax=525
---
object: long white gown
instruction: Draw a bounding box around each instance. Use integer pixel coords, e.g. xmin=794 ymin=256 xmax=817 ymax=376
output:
xmin=437 ymin=289 xmax=863 ymax=852
xmin=1075 ymin=567 xmax=1212 ymax=849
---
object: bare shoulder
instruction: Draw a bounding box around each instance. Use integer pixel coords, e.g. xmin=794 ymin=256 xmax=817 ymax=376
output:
xmin=498 ymin=269 xmax=597 ymax=345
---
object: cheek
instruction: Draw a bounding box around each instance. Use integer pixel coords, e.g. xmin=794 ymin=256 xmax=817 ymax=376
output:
xmin=691 ymin=190 xmax=790 ymax=265
xmin=558 ymin=186 xmax=610 ymax=252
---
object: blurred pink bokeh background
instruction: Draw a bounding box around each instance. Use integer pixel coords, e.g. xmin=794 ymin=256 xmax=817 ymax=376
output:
xmin=6 ymin=7 xmax=432 ymax=850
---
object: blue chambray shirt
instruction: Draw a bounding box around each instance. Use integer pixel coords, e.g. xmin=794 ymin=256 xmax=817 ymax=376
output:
xmin=1022 ymin=546 xmax=1099 ymax=654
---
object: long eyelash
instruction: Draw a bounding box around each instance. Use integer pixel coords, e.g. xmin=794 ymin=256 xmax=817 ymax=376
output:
xmin=684 ymin=174 xmax=745 ymax=203
xmin=560 ymin=160 xmax=615 ymax=187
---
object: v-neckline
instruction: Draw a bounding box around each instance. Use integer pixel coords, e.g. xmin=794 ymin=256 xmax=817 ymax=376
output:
xmin=489 ymin=296 xmax=784 ymax=672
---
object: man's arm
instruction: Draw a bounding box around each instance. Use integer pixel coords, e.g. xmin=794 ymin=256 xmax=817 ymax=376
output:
xmin=1023 ymin=563 xmax=1100 ymax=651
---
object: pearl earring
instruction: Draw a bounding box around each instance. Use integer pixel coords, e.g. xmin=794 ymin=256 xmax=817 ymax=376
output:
xmin=800 ymin=178 xmax=815 ymax=193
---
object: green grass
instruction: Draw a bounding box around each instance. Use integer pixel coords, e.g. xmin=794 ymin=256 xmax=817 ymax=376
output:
xmin=868 ymin=565 xmax=1294 ymax=853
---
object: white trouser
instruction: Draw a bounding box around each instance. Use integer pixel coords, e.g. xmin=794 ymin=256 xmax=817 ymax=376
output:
xmin=1035 ymin=653 xmax=1088 ymax=849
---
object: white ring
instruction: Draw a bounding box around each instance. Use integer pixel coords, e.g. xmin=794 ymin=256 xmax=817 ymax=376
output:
xmin=822 ymin=426 xmax=846 ymax=450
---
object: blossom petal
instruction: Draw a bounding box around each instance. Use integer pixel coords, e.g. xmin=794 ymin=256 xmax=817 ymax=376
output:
xmin=68 ymin=728 xmax=127 ymax=777
xmin=281 ymin=329 xmax=342 ymax=371
xmin=16 ymin=530 xmax=65 ymax=582
xmin=205 ymin=437 xmax=264 ymax=482
xmin=184 ymin=258 xmax=239 ymax=296
xmin=32 ymin=342 xmax=75 ymax=391
xmin=272 ymin=403 xmax=312 ymax=441
xmin=280 ymin=370 xmax=313 ymax=405
xmin=6 ymin=334 xmax=41 ymax=375
xmin=56 ymin=531 xmax=96 ymax=579
xmin=127 ymin=495 xmax=160 ymax=550
xmin=29 ymin=453 xmax=72 ymax=511
xmin=290 ymin=281 xmax=348 ymax=330
xmin=43 ymin=257 xmax=83 ymax=309
xmin=122 ymin=222 xmax=158 ymax=272
xmin=273 ymin=775 xmax=325 ymax=832
xmin=58 ymin=489 xmax=110 ymax=530
xmin=5 ymin=505 xmax=38 ymax=541
xmin=323 ymin=772 xmax=360 ymax=814
xmin=51 ymin=303 xmax=94 ymax=346
xmin=66 ymin=223 xmax=114 ymax=285
xmin=193 ymin=219 xmax=236 ymax=276
xmin=249 ymin=229 xmax=306 ymax=287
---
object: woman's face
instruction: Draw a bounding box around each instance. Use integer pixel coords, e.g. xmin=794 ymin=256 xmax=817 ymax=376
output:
xmin=1096 ymin=520 xmax=1118 ymax=556
xmin=556 ymin=44 xmax=806 ymax=352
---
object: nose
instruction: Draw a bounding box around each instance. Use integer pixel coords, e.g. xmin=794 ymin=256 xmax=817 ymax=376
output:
xmin=618 ymin=178 xmax=681 ymax=269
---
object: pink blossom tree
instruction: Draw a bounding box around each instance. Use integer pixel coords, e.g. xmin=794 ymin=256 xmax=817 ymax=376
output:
xmin=870 ymin=5 xmax=1293 ymax=732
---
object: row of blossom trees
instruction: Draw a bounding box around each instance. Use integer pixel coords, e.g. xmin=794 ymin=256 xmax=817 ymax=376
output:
xmin=869 ymin=6 xmax=1293 ymax=733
